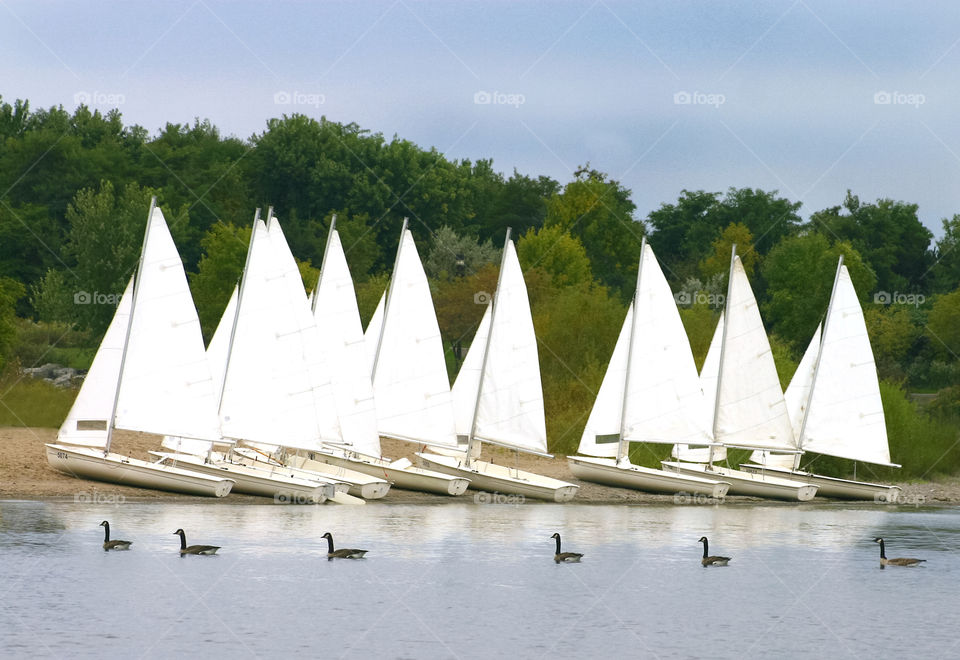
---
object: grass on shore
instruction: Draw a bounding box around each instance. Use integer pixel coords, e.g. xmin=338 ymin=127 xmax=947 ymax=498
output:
xmin=0 ymin=369 xmax=76 ymax=428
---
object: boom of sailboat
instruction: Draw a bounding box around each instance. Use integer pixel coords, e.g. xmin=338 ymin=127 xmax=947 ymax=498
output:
xmin=46 ymin=200 xmax=900 ymax=503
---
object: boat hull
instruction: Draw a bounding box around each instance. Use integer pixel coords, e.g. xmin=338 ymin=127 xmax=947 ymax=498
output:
xmin=307 ymin=451 xmax=470 ymax=496
xmin=567 ymin=456 xmax=730 ymax=498
xmin=416 ymin=452 xmax=579 ymax=502
xmin=150 ymin=452 xmax=331 ymax=503
xmin=738 ymin=464 xmax=901 ymax=502
xmin=283 ymin=454 xmax=391 ymax=499
xmin=661 ymin=461 xmax=819 ymax=501
xmin=45 ymin=444 xmax=234 ymax=498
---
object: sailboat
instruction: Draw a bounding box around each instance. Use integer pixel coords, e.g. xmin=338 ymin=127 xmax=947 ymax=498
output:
xmin=660 ymin=246 xmax=819 ymax=501
xmin=739 ymin=257 xmax=902 ymax=501
xmin=151 ymin=210 xmax=360 ymax=503
xmin=46 ymin=199 xmax=234 ymax=497
xmin=416 ymin=229 xmax=580 ymax=502
xmin=567 ymin=240 xmax=731 ymax=498
xmin=297 ymin=218 xmax=470 ymax=496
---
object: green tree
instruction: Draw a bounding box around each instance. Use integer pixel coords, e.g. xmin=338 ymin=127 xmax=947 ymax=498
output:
xmin=863 ymin=305 xmax=922 ymax=380
xmin=516 ymin=225 xmax=593 ymax=289
xmin=648 ymin=188 xmax=801 ymax=283
xmin=811 ymin=191 xmax=933 ymax=293
xmin=423 ymin=226 xmax=499 ymax=281
xmin=762 ymin=233 xmax=876 ymax=347
xmin=544 ymin=167 xmax=642 ymax=297
xmin=699 ymin=222 xmax=758 ymax=280
xmin=925 ymin=288 xmax=960 ymax=360
xmin=0 ymin=277 xmax=25 ymax=368
xmin=930 ymin=215 xmax=960 ymax=294
xmin=35 ymin=181 xmax=180 ymax=334
xmin=189 ymin=222 xmax=251 ymax=341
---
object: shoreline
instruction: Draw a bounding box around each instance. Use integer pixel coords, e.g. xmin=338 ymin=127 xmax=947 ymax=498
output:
xmin=3 ymin=427 xmax=958 ymax=505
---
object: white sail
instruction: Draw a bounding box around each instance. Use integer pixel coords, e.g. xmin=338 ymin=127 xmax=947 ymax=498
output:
xmin=363 ymin=291 xmax=386 ymax=378
xmin=749 ymin=324 xmax=821 ymax=467
xmin=218 ymin=217 xmax=341 ymax=452
xmin=452 ymin=303 xmax=491 ymax=437
xmin=371 ymin=229 xmax=457 ymax=447
xmin=57 ymin=278 xmax=134 ymax=448
xmin=312 ymin=229 xmax=381 ymax=457
xmin=577 ymin=303 xmax=632 ymax=458
xmin=162 ymin=285 xmax=238 ymax=457
xmin=263 ymin=216 xmax=342 ymax=448
xmin=113 ymin=207 xmax=222 ymax=443
xmin=467 ymin=240 xmax=547 ymax=454
xmin=207 ymin=284 xmax=238 ymax=398
xmin=799 ymin=266 xmax=891 ymax=465
xmin=713 ymin=256 xmax=795 ymax=452
xmin=674 ymin=313 xmax=727 ymax=462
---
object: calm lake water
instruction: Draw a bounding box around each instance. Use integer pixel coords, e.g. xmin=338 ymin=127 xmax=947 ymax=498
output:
xmin=1 ymin=499 xmax=957 ymax=659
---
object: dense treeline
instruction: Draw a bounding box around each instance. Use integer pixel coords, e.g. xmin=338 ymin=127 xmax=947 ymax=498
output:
xmin=1 ymin=96 xmax=958 ymax=474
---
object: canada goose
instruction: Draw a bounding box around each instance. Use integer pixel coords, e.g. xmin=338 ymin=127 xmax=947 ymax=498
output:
xmin=99 ymin=520 xmax=132 ymax=551
xmin=873 ymin=537 xmax=925 ymax=567
xmin=321 ymin=532 xmax=368 ymax=559
xmin=698 ymin=536 xmax=730 ymax=566
xmin=550 ymin=532 xmax=583 ymax=563
xmin=173 ymin=529 xmax=220 ymax=555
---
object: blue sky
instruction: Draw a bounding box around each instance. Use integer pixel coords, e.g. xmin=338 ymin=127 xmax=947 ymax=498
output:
xmin=3 ymin=0 xmax=959 ymax=235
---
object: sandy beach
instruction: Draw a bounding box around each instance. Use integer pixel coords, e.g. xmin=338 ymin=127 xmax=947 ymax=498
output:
xmin=2 ymin=426 xmax=957 ymax=505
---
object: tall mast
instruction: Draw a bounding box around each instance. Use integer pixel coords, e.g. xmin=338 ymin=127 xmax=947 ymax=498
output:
xmin=217 ymin=207 xmax=263 ymax=414
xmin=311 ymin=214 xmax=337 ymax=314
xmin=616 ymin=238 xmax=646 ymax=465
xmin=708 ymin=243 xmax=737 ymax=464
xmin=465 ymin=228 xmax=512 ymax=468
xmin=106 ymin=197 xmax=156 ymax=453
xmin=371 ymin=217 xmax=408 ymax=380
xmin=794 ymin=255 xmax=844 ymax=470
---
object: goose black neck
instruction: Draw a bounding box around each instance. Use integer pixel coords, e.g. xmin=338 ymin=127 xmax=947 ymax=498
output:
xmin=878 ymin=539 xmax=886 ymax=559
xmin=177 ymin=530 xmax=187 ymax=550
xmin=102 ymin=523 xmax=110 ymax=543
xmin=325 ymin=534 xmax=335 ymax=553
xmin=554 ymin=535 xmax=562 ymax=555
xmin=701 ymin=539 xmax=708 ymax=558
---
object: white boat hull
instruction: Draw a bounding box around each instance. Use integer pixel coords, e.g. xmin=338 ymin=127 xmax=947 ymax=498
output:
xmin=567 ymin=456 xmax=730 ymax=498
xmin=45 ymin=444 xmax=234 ymax=498
xmin=416 ymin=452 xmax=579 ymax=502
xmin=308 ymin=451 xmax=470 ymax=496
xmin=283 ymin=453 xmax=391 ymax=499
xmin=661 ymin=461 xmax=819 ymax=501
xmin=738 ymin=464 xmax=901 ymax=502
xmin=150 ymin=452 xmax=331 ymax=503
